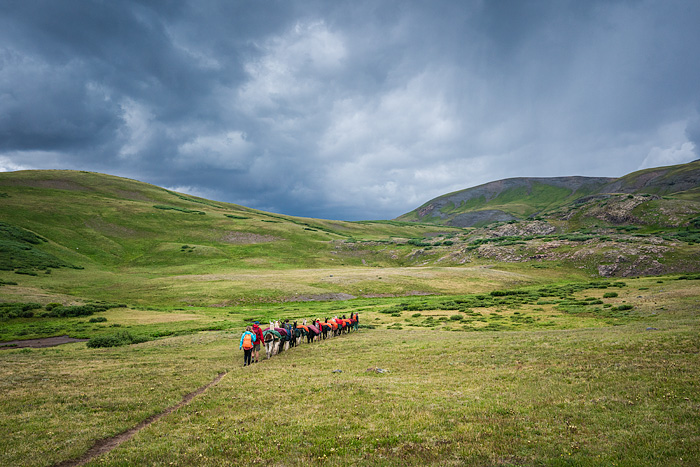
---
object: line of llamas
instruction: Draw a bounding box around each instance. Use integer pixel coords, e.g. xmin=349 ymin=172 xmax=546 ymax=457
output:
xmin=261 ymin=313 xmax=359 ymax=359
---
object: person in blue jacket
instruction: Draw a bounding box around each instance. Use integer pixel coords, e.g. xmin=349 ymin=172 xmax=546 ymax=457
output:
xmin=239 ymin=326 xmax=257 ymax=366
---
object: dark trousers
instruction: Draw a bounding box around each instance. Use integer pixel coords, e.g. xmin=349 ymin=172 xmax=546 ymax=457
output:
xmin=243 ymin=348 xmax=252 ymax=366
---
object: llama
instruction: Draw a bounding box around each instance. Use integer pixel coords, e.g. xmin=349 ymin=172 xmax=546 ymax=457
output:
xmin=306 ymin=324 xmax=319 ymax=343
xmin=263 ymin=331 xmax=279 ymax=359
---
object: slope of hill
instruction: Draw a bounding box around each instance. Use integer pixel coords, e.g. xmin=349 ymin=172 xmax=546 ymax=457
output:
xmin=1 ymin=167 xmax=699 ymax=310
xmin=1 ymin=170 xmax=481 ymax=306
xmin=397 ymin=160 xmax=700 ymax=227
xmin=0 ymin=170 xmax=469 ymax=270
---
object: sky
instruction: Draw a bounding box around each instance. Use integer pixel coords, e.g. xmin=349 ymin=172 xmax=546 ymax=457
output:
xmin=1 ymin=0 xmax=699 ymax=220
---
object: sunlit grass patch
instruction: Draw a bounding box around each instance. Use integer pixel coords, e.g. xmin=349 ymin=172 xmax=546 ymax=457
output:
xmin=79 ymin=320 xmax=700 ymax=466
xmin=102 ymin=307 xmax=203 ymax=325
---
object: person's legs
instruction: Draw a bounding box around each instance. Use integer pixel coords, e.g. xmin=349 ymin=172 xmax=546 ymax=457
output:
xmin=244 ymin=349 xmax=252 ymax=366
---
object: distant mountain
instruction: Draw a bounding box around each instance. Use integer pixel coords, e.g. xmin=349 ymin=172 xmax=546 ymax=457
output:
xmin=396 ymin=160 xmax=700 ymax=227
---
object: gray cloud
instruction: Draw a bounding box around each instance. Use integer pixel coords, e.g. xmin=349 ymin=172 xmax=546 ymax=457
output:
xmin=1 ymin=0 xmax=699 ymax=220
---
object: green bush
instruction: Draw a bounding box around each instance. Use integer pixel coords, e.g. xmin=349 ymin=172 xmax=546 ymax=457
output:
xmin=46 ymin=303 xmax=125 ymax=318
xmin=86 ymin=331 xmax=149 ymax=348
xmin=14 ymin=269 xmax=38 ymax=276
xmin=449 ymin=314 xmax=463 ymax=321
xmin=88 ymin=317 xmax=108 ymax=323
xmin=0 ymin=222 xmax=78 ymax=272
xmin=153 ymin=205 xmax=205 ymax=214
xmin=407 ymin=238 xmax=431 ymax=247
xmin=677 ymin=273 xmax=700 ymax=280
xmin=0 ymin=302 xmax=42 ymax=319
xmin=603 ymin=292 xmax=618 ymax=298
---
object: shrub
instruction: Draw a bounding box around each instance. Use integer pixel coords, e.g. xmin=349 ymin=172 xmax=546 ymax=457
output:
xmin=86 ymin=330 xmax=149 ymax=348
xmin=89 ymin=317 xmax=108 ymax=323
xmin=450 ymin=314 xmax=463 ymax=321
xmin=407 ymin=238 xmax=431 ymax=247
xmin=1 ymin=221 xmax=78 ymax=272
xmin=603 ymin=292 xmax=618 ymax=298
xmin=153 ymin=205 xmax=205 ymax=214
xmin=46 ymin=303 xmax=123 ymax=318
xmin=490 ymin=290 xmax=527 ymax=297
xmin=0 ymin=302 xmax=42 ymax=319
xmin=677 ymin=273 xmax=700 ymax=280
xmin=613 ymin=304 xmax=633 ymax=311
xmin=15 ymin=269 xmax=38 ymax=276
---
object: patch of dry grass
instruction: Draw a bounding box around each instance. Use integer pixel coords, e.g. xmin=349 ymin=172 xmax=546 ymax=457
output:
xmin=103 ymin=307 xmax=203 ymax=325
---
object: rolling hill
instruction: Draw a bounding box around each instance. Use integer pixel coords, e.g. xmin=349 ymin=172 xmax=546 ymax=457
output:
xmin=1 ymin=164 xmax=700 ymax=310
xmin=396 ymin=160 xmax=700 ymax=227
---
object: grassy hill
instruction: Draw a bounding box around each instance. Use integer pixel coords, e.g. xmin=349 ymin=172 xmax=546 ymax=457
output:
xmin=0 ymin=169 xmax=445 ymax=271
xmin=2 ymin=170 xmax=700 ymax=467
xmin=2 ymin=170 xmax=500 ymax=308
xmin=397 ymin=160 xmax=700 ymax=227
xmin=1 ymin=167 xmax=699 ymax=314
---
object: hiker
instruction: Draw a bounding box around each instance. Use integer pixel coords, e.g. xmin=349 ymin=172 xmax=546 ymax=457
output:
xmin=239 ymin=326 xmax=256 ymax=367
xmin=251 ymin=321 xmax=264 ymax=363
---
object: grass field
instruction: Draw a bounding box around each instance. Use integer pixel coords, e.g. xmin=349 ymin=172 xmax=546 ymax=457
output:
xmin=1 ymin=170 xmax=699 ymax=465
xmin=1 ymin=276 xmax=698 ymax=466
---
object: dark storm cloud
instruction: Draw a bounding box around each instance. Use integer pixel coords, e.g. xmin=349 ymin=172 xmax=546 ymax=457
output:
xmin=1 ymin=1 xmax=699 ymax=219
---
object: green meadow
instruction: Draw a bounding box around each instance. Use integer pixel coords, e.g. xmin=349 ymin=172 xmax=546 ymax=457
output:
xmin=1 ymin=170 xmax=700 ymax=465
xmin=1 ymin=276 xmax=699 ymax=466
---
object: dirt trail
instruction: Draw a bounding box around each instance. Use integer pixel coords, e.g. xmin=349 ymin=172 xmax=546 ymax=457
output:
xmin=53 ymin=371 xmax=228 ymax=467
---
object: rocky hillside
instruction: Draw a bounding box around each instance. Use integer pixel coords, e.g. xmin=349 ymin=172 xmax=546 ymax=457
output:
xmin=397 ymin=160 xmax=700 ymax=228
